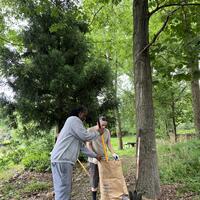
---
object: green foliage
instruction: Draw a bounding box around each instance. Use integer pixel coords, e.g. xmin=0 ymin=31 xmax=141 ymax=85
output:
xmin=0 ymin=182 xmax=20 ymax=200
xmin=6 ymin=147 xmax=25 ymax=164
xmin=0 ymin=173 xmax=50 ymax=200
xmin=153 ymin=75 xmax=193 ymax=138
xmin=177 ymin=128 xmax=195 ymax=134
xmin=120 ymin=90 xmax=135 ymax=134
xmin=22 ymin=151 xmax=50 ymax=172
xmin=149 ymin=2 xmax=199 ymax=138
xmin=22 ymin=136 xmax=54 ymax=172
xmin=0 ymin=144 xmax=25 ymax=170
xmin=0 ymin=119 xmax=54 ymax=172
xmin=159 ymin=140 xmax=200 ymax=193
xmin=0 ymin=0 xmax=113 ymax=133
xmin=178 ymin=177 xmax=200 ymax=194
xmin=84 ymin=0 xmax=134 ymax=134
xmin=0 ymin=165 xmax=23 ymax=181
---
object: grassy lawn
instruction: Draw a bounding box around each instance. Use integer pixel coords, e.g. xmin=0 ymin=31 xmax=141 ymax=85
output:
xmin=110 ymin=135 xmax=136 ymax=157
xmin=177 ymin=129 xmax=195 ymax=134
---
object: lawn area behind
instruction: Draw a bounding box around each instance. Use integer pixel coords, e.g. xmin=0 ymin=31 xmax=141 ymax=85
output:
xmin=110 ymin=135 xmax=136 ymax=157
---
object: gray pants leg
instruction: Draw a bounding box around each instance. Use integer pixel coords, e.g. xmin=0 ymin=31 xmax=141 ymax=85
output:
xmin=51 ymin=162 xmax=73 ymax=200
xmin=89 ymin=162 xmax=99 ymax=190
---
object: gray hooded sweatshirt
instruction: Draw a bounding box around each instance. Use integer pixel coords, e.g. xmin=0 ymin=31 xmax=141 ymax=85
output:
xmin=51 ymin=116 xmax=99 ymax=165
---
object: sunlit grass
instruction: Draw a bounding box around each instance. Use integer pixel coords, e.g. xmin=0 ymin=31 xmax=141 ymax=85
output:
xmin=0 ymin=164 xmax=24 ymax=181
xmin=110 ymin=135 xmax=136 ymax=157
xmin=177 ymin=129 xmax=195 ymax=134
xmin=23 ymin=181 xmax=50 ymax=193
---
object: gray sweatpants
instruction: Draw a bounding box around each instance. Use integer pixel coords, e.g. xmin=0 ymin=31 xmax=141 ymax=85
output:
xmin=51 ymin=162 xmax=73 ymax=200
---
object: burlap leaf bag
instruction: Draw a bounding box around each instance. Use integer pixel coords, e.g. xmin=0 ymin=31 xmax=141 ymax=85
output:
xmin=98 ymin=160 xmax=129 ymax=200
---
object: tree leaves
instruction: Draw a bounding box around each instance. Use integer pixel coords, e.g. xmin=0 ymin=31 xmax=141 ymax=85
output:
xmin=0 ymin=0 xmax=113 ymax=131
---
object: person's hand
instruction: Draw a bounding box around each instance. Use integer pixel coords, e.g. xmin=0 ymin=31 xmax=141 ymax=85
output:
xmin=112 ymin=153 xmax=119 ymax=160
xmin=96 ymin=154 xmax=102 ymax=161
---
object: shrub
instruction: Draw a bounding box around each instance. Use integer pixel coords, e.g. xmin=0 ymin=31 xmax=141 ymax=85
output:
xmin=22 ymin=151 xmax=50 ymax=172
xmin=22 ymin=137 xmax=53 ymax=172
xmin=0 ymin=144 xmax=25 ymax=170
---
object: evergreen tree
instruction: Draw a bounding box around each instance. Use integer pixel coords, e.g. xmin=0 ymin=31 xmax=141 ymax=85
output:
xmin=0 ymin=0 xmax=112 ymax=132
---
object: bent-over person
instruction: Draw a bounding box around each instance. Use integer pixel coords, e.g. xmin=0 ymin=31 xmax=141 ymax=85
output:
xmin=51 ymin=107 xmax=103 ymax=200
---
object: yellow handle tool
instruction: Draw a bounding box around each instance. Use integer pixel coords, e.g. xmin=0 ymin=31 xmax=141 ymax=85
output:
xmin=77 ymin=159 xmax=90 ymax=177
xmin=98 ymin=119 xmax=109 ymax=161
xmin=101 ymin=134 xmax=109 ymax=161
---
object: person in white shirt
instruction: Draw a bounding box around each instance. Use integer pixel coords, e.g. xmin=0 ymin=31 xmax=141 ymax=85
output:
xmin=86 ymin=116 xmax=119 ymax=200
xmin=51 ymin=106 xmax=104 ymax=200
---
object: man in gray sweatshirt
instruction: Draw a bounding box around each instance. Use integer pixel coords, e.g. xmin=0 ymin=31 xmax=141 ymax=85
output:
xmin=51 ymin=106 xmax=103 ymax=200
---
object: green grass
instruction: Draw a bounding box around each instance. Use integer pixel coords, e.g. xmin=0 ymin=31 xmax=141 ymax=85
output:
xmin=0 ymin=179 xmax=50 ymax=200
xmin=111 ymin=136 xmax=200 ymax=195
xmin=177 ymin=129 xmax=195 ymax=134
xmin=158 ymin=139 xmax=200 ymax=194
xmin=0 ymin=182 xmax=21 ymax=200
xmin=23 ymin=181 xmax=50 ymax=193
xmin=0 ymin=164 xmax=24 ymax=181
xmin=110 ymin=135 xmax=136 ymax=157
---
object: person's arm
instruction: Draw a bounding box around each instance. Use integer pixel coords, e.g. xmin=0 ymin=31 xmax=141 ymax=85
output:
xmin=107 ymin=130 xmax=119 ymax=160
xmin=80 ymin=142 xmax=101 ymax=160
xmin=86 ymin=140 xmax=93 ymax=152
xmin=71 ymin=118 xmax=102 ymax=142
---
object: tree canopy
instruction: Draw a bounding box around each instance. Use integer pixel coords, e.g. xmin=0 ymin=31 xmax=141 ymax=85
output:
xmin=0 ymin=0 xmax=113 ymax=131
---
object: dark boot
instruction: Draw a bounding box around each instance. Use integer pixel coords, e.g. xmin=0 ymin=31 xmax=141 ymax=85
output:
xmin=92 ymin=191 xmax=97 ymax=200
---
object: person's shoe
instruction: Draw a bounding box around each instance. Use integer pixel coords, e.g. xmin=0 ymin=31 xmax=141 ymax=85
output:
xmin=92 ymin=191 xmax=97 ymax=200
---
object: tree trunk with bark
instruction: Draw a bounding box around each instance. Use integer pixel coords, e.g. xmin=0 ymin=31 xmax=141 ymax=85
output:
xmin=171 ymin=93 xmax=177 ymax=142
xmin=191 ymin=61 xmax=200 ymax=138
xmin=133 ymin=0 xmax=160 ymax=198
xmin=115 ymin=107 xmax=123 ymax=149
xmin=114 ymin=58 xmax=123 ymax=150
xmin=165 ymin=121 xmax=170 ymax=139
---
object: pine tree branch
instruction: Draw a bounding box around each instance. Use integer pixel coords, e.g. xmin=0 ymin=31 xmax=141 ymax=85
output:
xmin=150 ymin=3 xmax=200 ymax=17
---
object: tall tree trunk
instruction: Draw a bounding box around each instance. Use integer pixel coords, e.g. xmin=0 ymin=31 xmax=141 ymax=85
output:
xmin=172 ymin=115 xmax=177 ymax=142
xmin=165 ymin=121 xmax=170 ymax=139
xmin=115 ymin=107 xmax=123 ymax=149
xmin=171 ymin=93 xmax=177 ymax=142
xmin=133 ymin=0 xmax=160 ymax=198
xmin=114 ymin=58 xmax=123 ymax=150
xmin=191 ymin=61 xmax=200 ymax=138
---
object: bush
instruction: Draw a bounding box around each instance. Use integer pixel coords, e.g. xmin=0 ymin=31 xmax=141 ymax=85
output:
xmin=8 ymin=148 xmax=25 ymax=164
xmin=0 ymin=144 xmax=25 ymax=170
xmin=22 ymin=151 xmax=50 ymax=172
xmin=22 ymin=137 xmax=53 ymax=172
